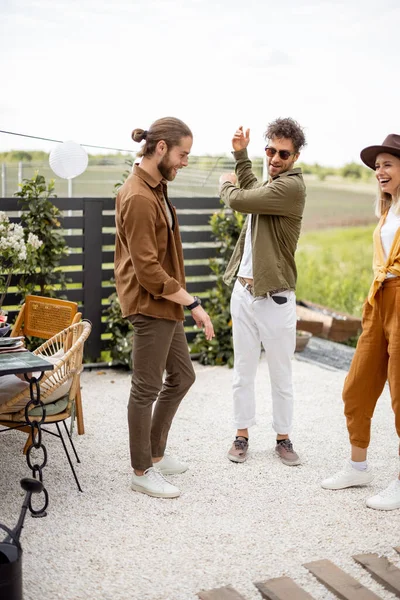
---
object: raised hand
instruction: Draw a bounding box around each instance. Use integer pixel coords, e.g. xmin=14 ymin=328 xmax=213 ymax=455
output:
xmin=232 ymin=126 xmax=250 ymax=152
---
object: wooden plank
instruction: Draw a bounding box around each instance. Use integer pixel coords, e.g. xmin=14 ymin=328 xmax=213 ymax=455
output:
xmin=304 ymin=559 xmax=382 ymax=599
xmin=198 ymin=585 xmax=246 ymax=600
xmin=395 ymin=548 xmax=400 ymax=555
xmin=255 ymin=576 xmax=314 ymax=599
xmin=353 ymin=553 xmax=400 ymax=597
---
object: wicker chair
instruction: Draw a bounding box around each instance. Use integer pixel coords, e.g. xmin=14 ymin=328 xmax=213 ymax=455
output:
xmin=11 ymin=295 xmax=86 ymax=435
xmin=0 ymin=320 xmax=92 ymax=491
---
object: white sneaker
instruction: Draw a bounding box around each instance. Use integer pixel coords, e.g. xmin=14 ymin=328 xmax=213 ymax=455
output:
xmin=366 ymin=479 xmax=400 ymax=511
xmin=321 ymin=460 xmax=374 ymax=490
xmin=131 ymin=467 xmax=180 ymax=498
xmin=153 ymin=454 xmax=188 ymax=475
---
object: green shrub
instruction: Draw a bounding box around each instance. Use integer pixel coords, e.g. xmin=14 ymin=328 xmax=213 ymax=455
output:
xmin=14 ymin=173 xmax=69 ymax=298
xmin=103 ymin=290 xmax=133 ymax=368
xmin=190 ymin=205 xmax=244 ymax=367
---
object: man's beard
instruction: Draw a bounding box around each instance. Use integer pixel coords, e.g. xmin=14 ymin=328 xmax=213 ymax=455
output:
xmin=158 ymin=155 xmax=176 ymax=181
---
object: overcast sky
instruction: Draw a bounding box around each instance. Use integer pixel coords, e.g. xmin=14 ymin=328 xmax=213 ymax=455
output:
xmin=1 ymin=0 xmax=399 ymax=166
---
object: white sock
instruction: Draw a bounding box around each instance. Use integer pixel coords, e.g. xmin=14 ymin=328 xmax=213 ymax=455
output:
xmin=350 ymin=459 xmax=368 ymax=471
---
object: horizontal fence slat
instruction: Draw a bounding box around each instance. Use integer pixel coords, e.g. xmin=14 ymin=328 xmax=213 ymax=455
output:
xmin=65 ymin=235 xmax=84 ymax=248
xmin=102 ymin=251 xmax=115 ymax=263
xmin=186 ymin=280 xmax=215 ymax=293
xmin=102 ymin=214 xmax=116 ymax=228
xmin=177 ymin=213 xmax=214 ymax=226
xmin=58 ymin=289 xmax=84 ymax=303
xmin=185 ymin=331 xmax=198 ymax=343
xmin=185 ymin=264 xmax=213 ymax=277
xmin=172 ymin=197 xmax=221 ymax=210
xmin=49 ymin=198 xmax=84 ymax=210
xmin=180 ymin=230 xmax=213 ymax=243
xmin=59 ymin=254 xmax=83 ymax=267
xmin=60 ymin=216 xmax=84 ymax=229
xmin=101 ymin=269 xmax=114 ymax=282
xmin=183 ymin=246 xmax=218 ymax=260
xmin=102 ymin=287 xmax=116 ymax=300
xmin=54 ymin=197 xmax=115 ymax=211
xmin=65 ymin=272 xmax=84 ymax=284
xmin=102 ymin=233 xmax=116 ymax=245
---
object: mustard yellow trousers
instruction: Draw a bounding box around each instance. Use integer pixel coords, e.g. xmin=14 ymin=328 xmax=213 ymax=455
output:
xmin=343 ymin=277 xmax=400 ymax=448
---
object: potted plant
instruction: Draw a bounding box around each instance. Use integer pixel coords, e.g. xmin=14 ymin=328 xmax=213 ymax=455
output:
xmin=295 ymin=329 xmax=312 ymax=352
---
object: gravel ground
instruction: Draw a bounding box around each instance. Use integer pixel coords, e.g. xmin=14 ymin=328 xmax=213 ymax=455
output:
xmin=1 ymin=344 xmax=399 ymax=600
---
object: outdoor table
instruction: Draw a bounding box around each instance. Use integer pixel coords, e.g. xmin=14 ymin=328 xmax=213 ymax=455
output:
xmin=0 ymin=351 xmax=53 ymax=517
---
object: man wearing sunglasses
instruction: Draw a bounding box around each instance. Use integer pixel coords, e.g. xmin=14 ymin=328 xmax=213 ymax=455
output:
xmin=218 ymin=117 xmax=306 ymax=468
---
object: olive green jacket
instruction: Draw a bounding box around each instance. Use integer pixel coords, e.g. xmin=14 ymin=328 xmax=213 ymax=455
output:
xmin=220 ymin=149 xmax=306 ymax=296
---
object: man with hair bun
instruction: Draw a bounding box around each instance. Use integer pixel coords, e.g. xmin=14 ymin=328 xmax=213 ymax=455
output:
xmin=219 ymin=117 xmax=306 ymax=467
xmin=115 ymin=116 xmax=214 ymax=498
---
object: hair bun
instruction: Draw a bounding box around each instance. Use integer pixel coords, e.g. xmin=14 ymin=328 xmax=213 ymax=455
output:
xmin=131 ymin=128 xmax=148 ymax=143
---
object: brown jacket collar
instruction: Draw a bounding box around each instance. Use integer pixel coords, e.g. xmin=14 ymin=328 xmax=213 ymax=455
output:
xmin=134 ymin=164 xmax=165 ymax=189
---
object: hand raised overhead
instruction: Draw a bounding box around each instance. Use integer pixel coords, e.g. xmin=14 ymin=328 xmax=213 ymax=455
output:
xmin=232 ymin=126 xmax=250 ymax=152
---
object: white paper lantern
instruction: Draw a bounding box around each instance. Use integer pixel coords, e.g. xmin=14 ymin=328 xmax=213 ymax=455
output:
xmin=49 ymin=140 xmax=88 ymax=179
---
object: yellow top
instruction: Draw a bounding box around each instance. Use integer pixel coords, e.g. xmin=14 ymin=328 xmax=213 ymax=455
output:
xmin=368 ymin=210 xmax=400 ymax=304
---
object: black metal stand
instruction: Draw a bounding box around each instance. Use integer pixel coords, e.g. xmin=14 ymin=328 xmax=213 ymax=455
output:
xmin=23 ymin=373 xmax=49 ymax=517
xmin=0 ymin=479 xmax=43 ymax=600
xmin=39 ymin=421 xmax=83 ymax=492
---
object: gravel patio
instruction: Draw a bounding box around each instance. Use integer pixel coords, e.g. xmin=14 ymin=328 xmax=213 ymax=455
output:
xmin=1 ymin=340 xmax=399 ymax=600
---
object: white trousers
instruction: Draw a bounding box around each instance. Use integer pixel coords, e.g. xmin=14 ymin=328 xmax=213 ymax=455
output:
xmin=230 ymin=279 xmax=297 ymax=433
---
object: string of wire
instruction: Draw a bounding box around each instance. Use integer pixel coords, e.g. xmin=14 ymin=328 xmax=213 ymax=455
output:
xmin=0 ymin=129 xmax=134 ymax=153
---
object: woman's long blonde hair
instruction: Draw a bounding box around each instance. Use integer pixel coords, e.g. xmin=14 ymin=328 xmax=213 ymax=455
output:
xmin=374 ymin=159 xmax=400 ymax=217
xmin=375 ymin=190 xmax=400 ymax=217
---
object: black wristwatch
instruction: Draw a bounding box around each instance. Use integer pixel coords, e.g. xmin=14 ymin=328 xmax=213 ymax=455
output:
xmin=186 ymin=296 xmax=201 ymax=310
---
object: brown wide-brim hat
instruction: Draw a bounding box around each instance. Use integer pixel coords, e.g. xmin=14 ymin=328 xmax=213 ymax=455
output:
xmin=360 ymin=133 xmax=400 ymax=170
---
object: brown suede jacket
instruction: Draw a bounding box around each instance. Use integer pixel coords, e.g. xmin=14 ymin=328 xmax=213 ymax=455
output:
xmin=114 ymin=165 xmax=185 ymax=321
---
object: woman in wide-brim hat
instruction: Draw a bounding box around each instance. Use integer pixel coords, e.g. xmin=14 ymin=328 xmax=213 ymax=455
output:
xmin=321 ymin=134 xmax=400 ymax=510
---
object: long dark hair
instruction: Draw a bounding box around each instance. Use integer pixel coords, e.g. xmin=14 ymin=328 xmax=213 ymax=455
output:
xmin=132 ymin=117 xmax=192 ymax=157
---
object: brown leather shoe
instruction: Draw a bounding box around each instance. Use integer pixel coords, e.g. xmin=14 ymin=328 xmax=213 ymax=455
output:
xmin=227 ymin=437 xmax=249 ymax=463
xmin=275 ymin=439 xmax=301 ymax=466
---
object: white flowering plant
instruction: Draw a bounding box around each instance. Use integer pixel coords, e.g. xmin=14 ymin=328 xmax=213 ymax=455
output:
xmin=0 ymin=211 xmax=43 ymax=319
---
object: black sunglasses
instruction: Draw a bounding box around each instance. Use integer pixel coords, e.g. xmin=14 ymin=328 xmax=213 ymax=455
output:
xmin=265 ymin=146 xmax=295 ymax=160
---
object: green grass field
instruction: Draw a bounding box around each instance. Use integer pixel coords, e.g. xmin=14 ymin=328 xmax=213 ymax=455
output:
xmin=296 ymin=224 xmax=374 ymax=318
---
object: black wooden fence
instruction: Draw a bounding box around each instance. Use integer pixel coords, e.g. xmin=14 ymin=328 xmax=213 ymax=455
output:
xmin=1 ymin=197 xmax=222 ymax=361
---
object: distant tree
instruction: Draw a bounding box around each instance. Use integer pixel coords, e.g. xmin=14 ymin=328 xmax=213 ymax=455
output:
xmin=341 ymin=162 xmax=365 ymax=179
xmin=12 ymin=151 xmax=32 ymax=161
